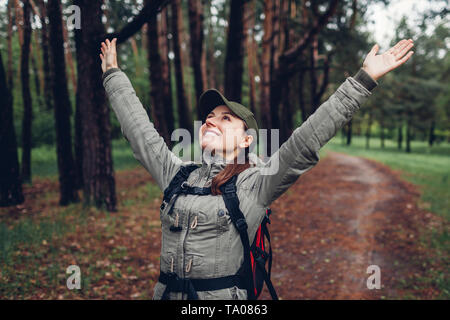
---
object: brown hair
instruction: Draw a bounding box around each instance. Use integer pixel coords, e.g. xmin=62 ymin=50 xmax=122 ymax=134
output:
xmin=210 ymin=122 xmax=252 ymax=195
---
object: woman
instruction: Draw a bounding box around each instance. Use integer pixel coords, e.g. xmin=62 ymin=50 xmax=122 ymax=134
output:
xmin=100 ymin=38 xmax=414 ymax=300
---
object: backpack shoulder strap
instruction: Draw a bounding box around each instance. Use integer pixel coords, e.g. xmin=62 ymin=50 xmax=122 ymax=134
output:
xmin=162 ymin=164 xmax=200 ymax=208
xmin=219 ymin=175 xmax=256 ymax=300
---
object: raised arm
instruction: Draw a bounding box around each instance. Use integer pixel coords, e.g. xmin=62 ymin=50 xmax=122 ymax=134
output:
xmin=100 ymin=38 xmax=182 ymax=191
xmin=249 ymin=39 xmax=414 ymax=207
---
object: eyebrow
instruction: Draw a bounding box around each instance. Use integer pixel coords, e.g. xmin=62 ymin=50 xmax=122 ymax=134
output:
xmin=207 ymin=111 xmax=235 ymax=117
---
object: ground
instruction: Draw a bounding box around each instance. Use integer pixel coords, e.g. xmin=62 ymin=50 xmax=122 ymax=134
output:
xmin=0 ymin=151 xmax=447 ymax=299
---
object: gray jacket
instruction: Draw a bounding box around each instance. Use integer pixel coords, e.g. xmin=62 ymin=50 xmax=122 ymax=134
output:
xmin=102 ymin=67 xmax=377 ymax=300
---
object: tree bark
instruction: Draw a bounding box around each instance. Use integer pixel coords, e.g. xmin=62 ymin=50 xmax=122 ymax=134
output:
xmin=188 ymin=0 xmax=205 ymax=118
xmin=48 ymin=0 xmax=79 ymax=205
xmin=346 ymin=120 xmax=352 ymax=146
xmin=159 ymin=7 xmax=175 ymax=136
xmin=171 ymin=0 xmax=193 ymax=133
xmin=74 ymin=0 xmax=116 ymax=211
xmin=20 ymin=0 xmax=33 ymax=183
xmin=224 ymin=0 xmax=245 ymax=102
xmin=7 ymin=0 xmax=14 ymax=91
xmin=205 ymin=1 xmax=217 ymax=90
xmin=36 ymin=0 xmax=53 ymax=110
xmin=147 ymin=10 xmax=172 ymax=147
xmin=428 ymin=120 xmax=435 ymax=147
xmin=0 ymin=51 xmax=25 ymax=207
xmin=397 ymin=124 xmax=403 ymax=150
xmin=244 ymin=0 xmax=258 ymax=118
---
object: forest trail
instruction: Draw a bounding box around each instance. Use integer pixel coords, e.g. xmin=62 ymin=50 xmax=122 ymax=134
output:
xmin=260 ymin=151 xmax=444 ymax=300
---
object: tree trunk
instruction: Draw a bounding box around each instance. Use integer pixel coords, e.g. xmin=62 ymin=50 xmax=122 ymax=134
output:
xmin=406 ymin=114 xmax=411 ymax=153
xmin=205 ymin=1 xmax=217 ymax=90
xmin=0 ymin=51 xmax=25 ymax=207
xmin=224 ymin=0 xmax=245 ymax=102
xmin=62 ymin=16 xmax=78 ymax=93
xmin=244 ymin=0 xmax=257 ymax=118
xmin=346 ymin=120 xmax=352 ymax=146
xmin=428 ymin=120 xmax=435 ymax=147
xmin=280 ymin=0 xmax=294 ymax=143
xmin=74 ymin=0 xmax=116 ymax=211
xmin=188 ymin=0 xmax=205 ymax=117
xmin=397 ymin=123 xmax=403 ymax=150
xmin=7 ymin=0 xmax=14 ymax=91
xmin=159 ymin=7 xmax=175 ymax=136
xmin=365 ymin=112 xmax=372 ymax=149
xmin=48 ymin=0 xmax=79 ymax=205
xmin=37 ymin=0 xmax=53 ymax=111
xmin=171 ymin=0 xmax=193 ymax=134
xmin=20 ymin=0 xmax=33 ymax=183
xmin=147 ymin=11 xmax=172 ymax=147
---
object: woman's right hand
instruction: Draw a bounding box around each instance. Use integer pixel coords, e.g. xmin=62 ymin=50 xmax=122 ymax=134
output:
xmin=100 ymin=38 xmax=119 ymax=73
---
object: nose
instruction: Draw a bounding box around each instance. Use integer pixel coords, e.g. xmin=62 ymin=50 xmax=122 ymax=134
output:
xmin=205 ymin=115 xmax=218 ymax=127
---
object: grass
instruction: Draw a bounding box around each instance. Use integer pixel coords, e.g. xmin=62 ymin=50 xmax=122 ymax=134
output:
xmin=19 ymin=138 xmax=140 ymax=179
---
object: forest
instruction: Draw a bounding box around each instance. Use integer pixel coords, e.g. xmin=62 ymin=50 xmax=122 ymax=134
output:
xmin=0 ymin=0 xmax=448 ymax=300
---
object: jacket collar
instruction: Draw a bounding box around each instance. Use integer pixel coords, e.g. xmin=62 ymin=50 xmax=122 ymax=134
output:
xmin=200 ymin=152 xmax=227 ymax=181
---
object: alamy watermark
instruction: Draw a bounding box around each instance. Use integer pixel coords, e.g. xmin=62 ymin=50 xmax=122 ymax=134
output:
xmin=366 ymin=265 xmax=381 ymax=289
xmin=65 ymin=5 xmax=81 ymax=30
xmin=66 ymin=265 xmax=81 ymax=290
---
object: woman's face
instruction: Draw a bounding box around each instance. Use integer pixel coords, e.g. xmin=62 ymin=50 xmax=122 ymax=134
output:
xmin=199 ymin=105 xmax=253 ymax=158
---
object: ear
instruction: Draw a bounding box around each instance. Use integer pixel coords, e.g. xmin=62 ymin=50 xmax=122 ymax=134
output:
xmin=238 ymin=134 xmax=253 ymax=149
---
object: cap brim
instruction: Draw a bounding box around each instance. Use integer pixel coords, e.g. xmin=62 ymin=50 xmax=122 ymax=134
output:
xmin=198 ymin=89 xmax=235 ymax=121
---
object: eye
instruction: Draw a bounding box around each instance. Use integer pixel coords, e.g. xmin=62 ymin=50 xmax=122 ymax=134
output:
xmin=223 ymin=115 xmax=231 ymax=121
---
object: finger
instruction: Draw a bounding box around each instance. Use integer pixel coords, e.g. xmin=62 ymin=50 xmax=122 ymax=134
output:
xmin=369 ymin=43 xmax=379 ymax=56
xmin=100 ymin=53 xmax=104 ymax=60
xmin=395 ymin=40 xmax=411 ymax=55
xmin=101 ymin=42 xmax=107 ymax=52
xmin=393 ymin=51 xmax=414 ymax=68
xmin=106 ymin=38 xmax=110 ymax=49
xmin=395 ymin=41 xmax=414 ymax=60
xmin=388 ymin=39 xmax=407 ymax=54
xmin=101 ymin=46 xmax=105 ymax=55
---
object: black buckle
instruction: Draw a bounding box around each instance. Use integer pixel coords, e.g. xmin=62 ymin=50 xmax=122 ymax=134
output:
xmin=235 ymin=218 xmax=248 ymax=232
xmin=181 ymin=181 xmax=188 ymax=189
xmin=170 ymin=225 xmax=182 ymax=232
xmin=160 ymin=200 xmax=168 ymax=210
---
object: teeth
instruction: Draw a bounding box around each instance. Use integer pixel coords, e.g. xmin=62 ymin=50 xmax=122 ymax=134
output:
xmin=204 ymin=131 xmax=217 ymax=137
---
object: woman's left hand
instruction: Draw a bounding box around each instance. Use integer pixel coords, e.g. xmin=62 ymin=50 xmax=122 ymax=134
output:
xmin=362 ymin=39 xmax=414 ymax=81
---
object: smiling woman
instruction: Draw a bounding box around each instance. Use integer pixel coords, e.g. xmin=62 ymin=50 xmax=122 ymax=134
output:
xmin=99 ymin=36 xmax=414 ymax=300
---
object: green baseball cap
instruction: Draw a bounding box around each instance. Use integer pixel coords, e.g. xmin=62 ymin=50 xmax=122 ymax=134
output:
xmin=198 ymin=88 xmax=259 ymax=134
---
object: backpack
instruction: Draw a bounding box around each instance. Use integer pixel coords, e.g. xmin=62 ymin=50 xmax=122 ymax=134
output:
xmin=159 ymin=164 xmax=278 ymax=300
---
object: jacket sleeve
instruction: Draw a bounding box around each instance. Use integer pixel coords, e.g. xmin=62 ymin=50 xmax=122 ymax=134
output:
xmin=102 ymin=68 xmax=183 ymax=191
xmin=251 ymin=68 xmax=378 ymax=207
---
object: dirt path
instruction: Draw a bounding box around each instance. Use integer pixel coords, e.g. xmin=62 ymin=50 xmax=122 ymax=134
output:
xmin=259 ymin=151 xmax=445 ymax=300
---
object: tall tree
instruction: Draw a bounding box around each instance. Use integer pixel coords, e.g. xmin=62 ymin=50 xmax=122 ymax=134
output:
xmin=7 ymin=0 xmax=14 ymax=91
xmin=188 ymin=0 xmax=205 ymax=118
xmin=147 ymin=8 xmax=172 ymax=147
xmin=20 ymin=0 xmax=33 ymax=183
xmin=74 ymin=0 xmax=170 ymax=211
xmin=36 ymin=0 xmax=53 ymax=111
xmin=224 ymin=0 xmax=245 ymax=102
xmin=47 ymin=0 xmax=79 ymax=205
xmin=171 ymin=0 xmax=193 ymax=134
xmin=159 ymin=7 xmax=175 ymax=135
xmin=0 ymin=51 xmax=24 ymax=207
xmin=74 ymin=0 xmax=117 ymax=210
xmin=244 ymin=0 xmax=258 ymax=118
